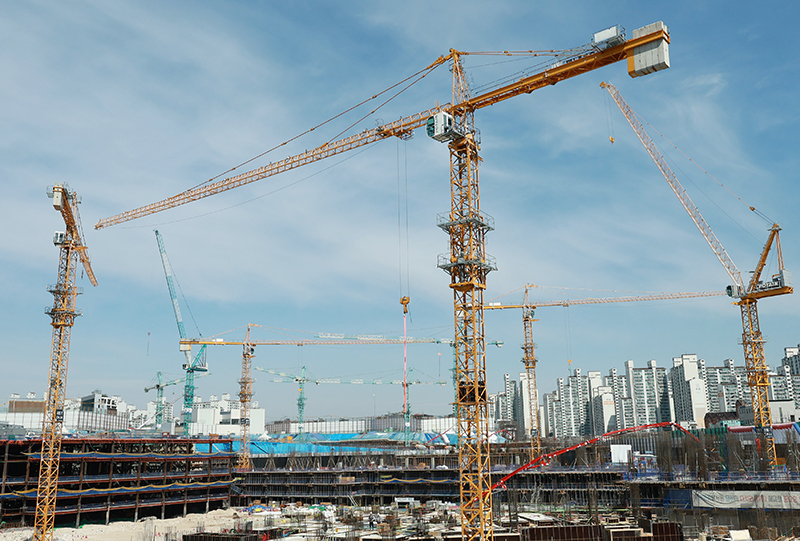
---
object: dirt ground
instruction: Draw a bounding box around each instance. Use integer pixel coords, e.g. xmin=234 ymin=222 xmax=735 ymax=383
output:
xmin=0 ymin=507 xmax=245 ymax=541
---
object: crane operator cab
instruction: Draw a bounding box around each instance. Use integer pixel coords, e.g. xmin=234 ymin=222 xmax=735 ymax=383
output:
xmin=727 ymin=269 xmax=793 ymax=298
xmin=427 ymin=112 xmax=461 ymax=142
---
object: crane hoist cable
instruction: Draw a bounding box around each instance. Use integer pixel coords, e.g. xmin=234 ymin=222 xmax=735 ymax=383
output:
xmin=397 ymin=138 xmax=411 ymax=302
xmin=626 ymin=101 xmax=775 ymax=227
xmin=395 ymin=137 xmax=412 ymax=447
xmin=171 ymin=253 xmax=203 ymax=339
xmin=193 ymin=61 xmax=446 ymax=193
xmin=604 ymin=87 xmax=616 ymax=144
xmin=563 ymin=305 xmax=573 ymax=372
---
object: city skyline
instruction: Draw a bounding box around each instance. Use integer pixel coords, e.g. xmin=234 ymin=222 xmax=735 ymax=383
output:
xmin=4 ymin=339 xmax=800 ymax=435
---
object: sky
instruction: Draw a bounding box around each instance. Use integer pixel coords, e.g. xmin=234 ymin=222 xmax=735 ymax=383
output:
xmin=1 ymin=1 xmax=799 ymax=426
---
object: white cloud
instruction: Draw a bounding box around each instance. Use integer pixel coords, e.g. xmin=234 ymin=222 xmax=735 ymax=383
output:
xmin=1 ymin=3 xmax=797 ymax=420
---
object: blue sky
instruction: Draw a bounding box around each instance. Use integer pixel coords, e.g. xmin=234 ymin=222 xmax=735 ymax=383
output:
xmin=2 ymin=1 xmax=798 ymax=424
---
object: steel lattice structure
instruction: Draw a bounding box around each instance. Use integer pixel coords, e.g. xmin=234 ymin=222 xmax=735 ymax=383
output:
xmin=34 ymin=185 xmax=97 ymax=541
xmin=520 ymin=287 xmax=541 ymax=461
xmin=433 ymin=50 xmax=495 ymax=541
xmin=602 ymin=82 xmax=793 ymax=466
xmin=238 ymin=327 xmax=255 ymax=470
xmin=97 ymin=25 xmax=671 ymax=541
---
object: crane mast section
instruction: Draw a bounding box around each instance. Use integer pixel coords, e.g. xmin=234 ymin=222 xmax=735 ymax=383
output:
xmin=238 ymin=332 xmax=255 ymax=470
xmin=738 ymin=299 xmax=776 ymax=465
xmin=602 ymin=83 xmax=743 ymax=289
xmin=36 ymin=185 xmax=97 ymax=541
xmin=521 ymin=287 xmax=541 ymax=461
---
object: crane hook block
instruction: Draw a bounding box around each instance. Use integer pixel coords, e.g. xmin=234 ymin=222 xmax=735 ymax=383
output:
xmin=400 ymin=296 xmax=410 ymax=314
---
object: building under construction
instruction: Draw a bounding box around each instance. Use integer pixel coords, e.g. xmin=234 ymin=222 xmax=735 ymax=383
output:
xmin=0 ymin=423 xmax=799 ymax=538
xmin=227 ymin=424 xmax=800 ymax=538
xmin=0 ymin=435 xmax=235 ymax=528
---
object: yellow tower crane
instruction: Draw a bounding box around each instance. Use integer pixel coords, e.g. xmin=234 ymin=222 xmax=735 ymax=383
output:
xmin=601 ymin=82 xmax=794 ymax=466
xmin=486 ymin=286 xmax=725 ymax=460
xmin=180 ymin=327 xmax=443 ymax=470
xmin=34 ymin=184 xmax=98 ymax=541
xmin=97 ymin=23 xmax=670 ymax=541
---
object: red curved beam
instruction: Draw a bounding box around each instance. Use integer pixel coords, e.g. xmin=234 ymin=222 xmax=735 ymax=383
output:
xmin=486 ymin=421 xmax=700 ymax=495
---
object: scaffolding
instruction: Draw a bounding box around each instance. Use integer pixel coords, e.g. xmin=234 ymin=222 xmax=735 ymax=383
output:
xmin=0 ymin=436 xmax=235 ymax=528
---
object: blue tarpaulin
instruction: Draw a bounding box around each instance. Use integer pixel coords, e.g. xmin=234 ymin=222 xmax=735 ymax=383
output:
xmin=212 ymin=431 xmax=458 ymax=455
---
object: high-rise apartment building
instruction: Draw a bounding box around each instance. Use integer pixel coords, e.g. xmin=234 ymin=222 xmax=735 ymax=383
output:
xmin=781 ymin=345 xmax=800 ymax=409
xmin=590 ymin=384 xmax=616 ymax=434
xmin=544 ymin=369 xmax=596 ymax=438
xmin=669 ymin=354 xmax=708 ymax=428
xmin=503 ymin=373 xmax=518 ymax=423
xmin=604 ymin=367 xmax=634 ymax=430
xmin=518 ymin=371 xmax=540 ymax=437
xmin=625 ymin=359 xmax=673 ymax=425
xmin=700 ymin=358 xmax=750 ymax=414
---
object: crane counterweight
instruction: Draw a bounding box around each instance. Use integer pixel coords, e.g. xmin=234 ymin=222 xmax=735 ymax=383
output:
xmin=629 ymin=22 xmax=670 ymax=77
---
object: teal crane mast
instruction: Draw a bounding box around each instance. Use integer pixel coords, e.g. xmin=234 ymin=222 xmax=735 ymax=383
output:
xmin=145 ymin=371 xmax=167 ymax=427
xmin=144 ymin=371 xmax=210 ymax=427
xmin=154 ymin=230 xmax=207 ymax=436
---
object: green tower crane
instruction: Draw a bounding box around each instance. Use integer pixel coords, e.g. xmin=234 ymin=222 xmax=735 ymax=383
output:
xmin=154 ymin=230 xmax=208 ymax=436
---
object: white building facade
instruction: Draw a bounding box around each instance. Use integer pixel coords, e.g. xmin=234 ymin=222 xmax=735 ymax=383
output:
xmin=190 ymin=393 xmax=266 ymax=437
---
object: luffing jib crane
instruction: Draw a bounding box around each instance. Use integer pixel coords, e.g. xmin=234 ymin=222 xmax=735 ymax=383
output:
xmin=98 ymin=23 xmax=670 ymax=541
xmin=601 ymin=82 xmax=794 ymax=466
xmin=486 ymin=287 xmax=725 ymax=460
xmin=35 ymin=184 xmax=98 ymax=541
xmin=144 ymin=370 xmax=210 ymax=428
xmin=154 ymin=230 xmax=209 ymax=436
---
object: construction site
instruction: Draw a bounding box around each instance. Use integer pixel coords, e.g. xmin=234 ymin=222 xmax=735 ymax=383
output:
xmin=4 ymin=6 xmax=800 ymax=541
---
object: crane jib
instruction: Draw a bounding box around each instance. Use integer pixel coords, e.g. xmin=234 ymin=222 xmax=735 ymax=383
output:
xmin=95 ymin=25 xmax=670 ymax=230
